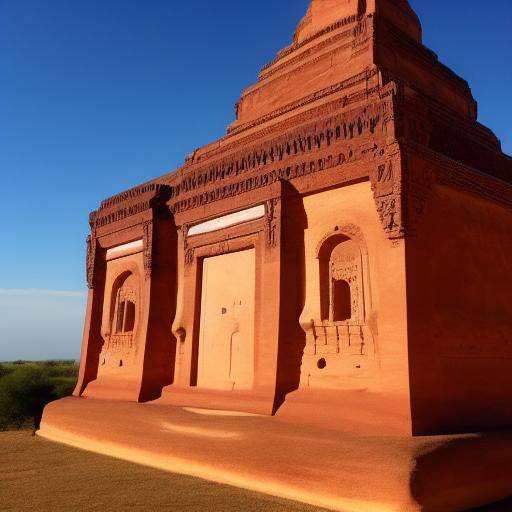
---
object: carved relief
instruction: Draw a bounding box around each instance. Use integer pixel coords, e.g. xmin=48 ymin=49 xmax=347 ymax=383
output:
xmin=370 ymin=153 xmax=405 ymax=239
xmin=185 ymin=249 xmax=195 ymax=266
xmin=86 ymin=234 xmax=97 ymax=290
xmin=142 ymin=220 xmax=153 ymax=280
xmin=265 ymin=198 xmax=280 ymax=248
xmin=181 ymin=224 xmax=195 ymax=267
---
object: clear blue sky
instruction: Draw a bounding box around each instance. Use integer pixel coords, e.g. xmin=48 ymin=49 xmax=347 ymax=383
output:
xmin=1 ymin=0 xmax=511 ymax=360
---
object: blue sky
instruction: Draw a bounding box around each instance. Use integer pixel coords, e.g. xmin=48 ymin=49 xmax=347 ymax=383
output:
xmin=1 ymin=0 xmax=511 ymax=360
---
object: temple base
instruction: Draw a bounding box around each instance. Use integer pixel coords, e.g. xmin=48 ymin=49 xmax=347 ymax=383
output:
xmin=39 ymin=397 xmax=512 ymax=512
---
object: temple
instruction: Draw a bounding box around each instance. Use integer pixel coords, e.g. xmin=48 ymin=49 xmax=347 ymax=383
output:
xmin=72 ymin=0 xmax=512 ymax=436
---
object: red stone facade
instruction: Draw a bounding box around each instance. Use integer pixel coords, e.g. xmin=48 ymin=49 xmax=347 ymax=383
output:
xmin=73 ymin=0 xmax=512 ymax=436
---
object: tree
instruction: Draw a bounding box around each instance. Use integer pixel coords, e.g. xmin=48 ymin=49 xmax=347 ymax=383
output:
xmin=0 ymin=366 xmax=56 ymax=430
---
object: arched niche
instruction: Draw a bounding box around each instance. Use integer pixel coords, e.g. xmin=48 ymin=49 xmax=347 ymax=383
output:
xmin=100 ymin=269 xmax=141 ymax=369
xmin=109 ymin=271 xmax=139 ymax=336
xmin=316 ymin=225 xmax=369 ymax=325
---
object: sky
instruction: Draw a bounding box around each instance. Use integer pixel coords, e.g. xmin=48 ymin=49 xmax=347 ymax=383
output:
xmin=0 ymin=0 xmax=511 ymax=361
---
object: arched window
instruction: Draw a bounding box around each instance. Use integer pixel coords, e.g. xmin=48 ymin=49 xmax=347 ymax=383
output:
xmin=318 ymin=235 xmax=362 ymax=324
xmin=111 ymin=273 xmax=138 ymax=335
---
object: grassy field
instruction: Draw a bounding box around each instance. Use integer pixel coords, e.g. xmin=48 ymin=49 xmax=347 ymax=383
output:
xmin=0 ymin=432 xmax=330 ymax=512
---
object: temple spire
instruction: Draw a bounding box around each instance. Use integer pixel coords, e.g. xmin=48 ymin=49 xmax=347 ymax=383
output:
xmin=295 ymin=0 xmax=421 ymax=44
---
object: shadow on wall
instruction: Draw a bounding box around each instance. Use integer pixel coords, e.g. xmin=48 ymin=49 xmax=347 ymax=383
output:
xmin=273 ymin=181 xmax=308 ymax=413
xmin=410 ymin=433 xmax=512 ymax=512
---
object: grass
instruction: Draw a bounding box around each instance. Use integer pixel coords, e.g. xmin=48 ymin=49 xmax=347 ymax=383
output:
xmin=0 ymin=431 xmax=330 ymax=512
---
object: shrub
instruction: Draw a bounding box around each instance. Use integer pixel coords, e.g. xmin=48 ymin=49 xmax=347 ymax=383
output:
xmin=0 ymin=364 xmax=12 ymax=380
xmin=0 ymin=366 xmax=57 ymax=430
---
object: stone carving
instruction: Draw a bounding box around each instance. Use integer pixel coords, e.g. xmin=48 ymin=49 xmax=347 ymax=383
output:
xmin=181 ymin=224 xmax=195 ymax=267
xmin=370 ymin=153 xmax=405 ymax=239
xmin=86 ymin=234 xmax=97 ymax=290
xmin=265 ymin=198 xmax=280 ymax=248
xmin=169 ymin=103 xmax=385 ymax=200
xmin=142 ymin=220 xmax=153 ymax=280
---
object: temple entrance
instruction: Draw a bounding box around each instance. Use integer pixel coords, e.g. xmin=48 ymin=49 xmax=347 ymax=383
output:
xmin=197 ymin=249 xmax=256 ymax=390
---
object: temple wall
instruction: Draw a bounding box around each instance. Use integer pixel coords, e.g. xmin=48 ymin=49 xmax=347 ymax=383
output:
xmin=299 ymin=181 xmax=410 ymax=397
xmin=406 ymin=177 xmax=512 ymax=435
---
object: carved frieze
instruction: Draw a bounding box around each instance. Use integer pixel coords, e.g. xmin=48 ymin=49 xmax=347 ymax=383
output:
xmin=169 ymin=101 xmax=385 ymax=205
xmin=91 ymin=183 xmax=171 ymax=230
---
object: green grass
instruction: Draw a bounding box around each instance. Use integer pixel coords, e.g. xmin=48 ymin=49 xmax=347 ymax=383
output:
xmin=0 ymin=431 xmax=329 ymax=512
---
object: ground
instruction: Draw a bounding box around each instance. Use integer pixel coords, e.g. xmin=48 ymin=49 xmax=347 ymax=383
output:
xmin=2 ymin=430 xmax=512 ymax=511
xmin=0 ymin=431 xmax=328 ymax=512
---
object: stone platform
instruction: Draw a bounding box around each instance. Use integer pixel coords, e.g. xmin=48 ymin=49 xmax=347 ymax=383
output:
xmin=39 ymin=397 xmax=512 ymax=512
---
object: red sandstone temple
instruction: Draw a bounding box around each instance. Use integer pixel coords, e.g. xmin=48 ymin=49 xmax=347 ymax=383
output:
xmin=73 ymin=0 xmax=512 ymax=436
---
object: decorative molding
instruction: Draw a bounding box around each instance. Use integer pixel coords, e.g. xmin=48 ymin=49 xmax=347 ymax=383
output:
xmin=260 ymin=13 xmax=361 ymax=76
xmin=90 ymin=184 xmax=171 ymax=230
xmin=259 ymin=23 xmax=359 ymax=82
xmin=409 ymin=143 xmax=512 ymax=211
xmin=229 ymin=69 xmax=379 ymax=137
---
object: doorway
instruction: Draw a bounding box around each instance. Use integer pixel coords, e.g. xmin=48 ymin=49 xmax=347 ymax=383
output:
xmin=197 ymin=249 xmax=256 ymax=390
